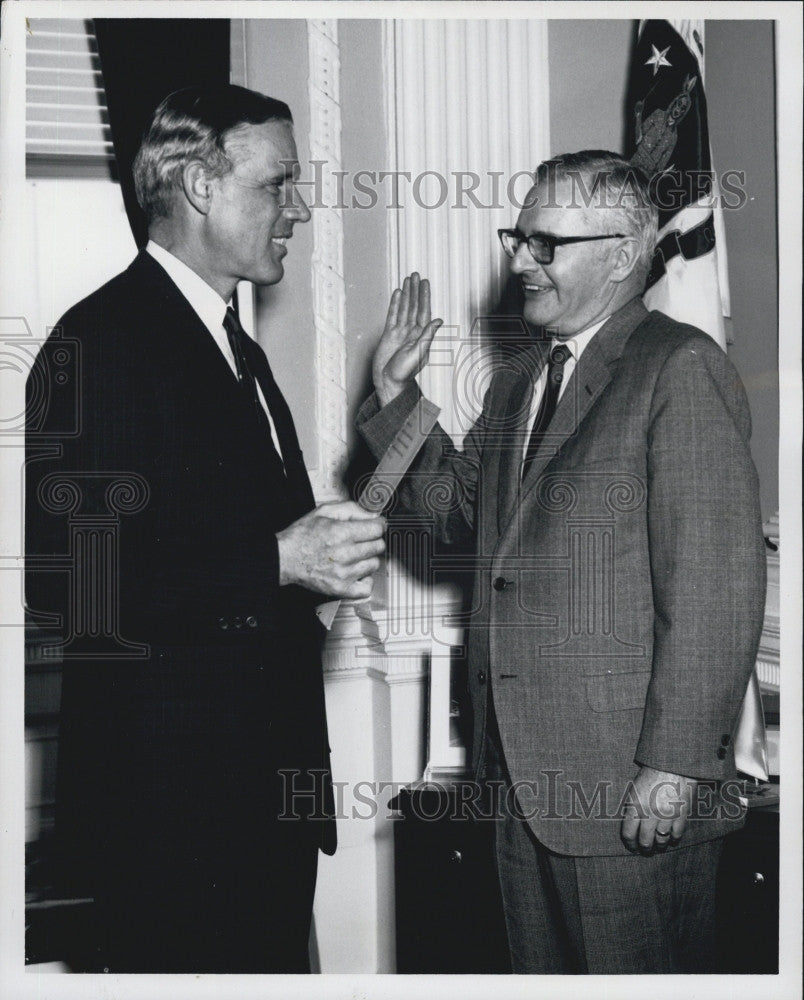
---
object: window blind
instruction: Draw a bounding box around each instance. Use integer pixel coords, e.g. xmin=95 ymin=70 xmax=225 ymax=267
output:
xmin=26 ymin=18 xmax=115 ymax=175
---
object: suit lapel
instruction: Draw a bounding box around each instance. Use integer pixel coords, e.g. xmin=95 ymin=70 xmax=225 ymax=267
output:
xmin=501 ymin=298 xmax=651 ymax=535
xmin=129 ymin=251 xmax=241 ymax=391
xmin=495 ymin=345 xmax=545 ymax=533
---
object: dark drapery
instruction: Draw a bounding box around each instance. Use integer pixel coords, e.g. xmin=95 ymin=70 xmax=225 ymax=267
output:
xmin=94 ymin=19 xmax=230 ymax=248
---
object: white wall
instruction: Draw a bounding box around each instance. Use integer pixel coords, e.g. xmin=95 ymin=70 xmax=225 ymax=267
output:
xmin=26 ymin=178 xmax=136 ymax=339
xmin=244 ymin=19 xmax=319 ymax=462
xmin=706 ymin=20 xmax=778 ymax=522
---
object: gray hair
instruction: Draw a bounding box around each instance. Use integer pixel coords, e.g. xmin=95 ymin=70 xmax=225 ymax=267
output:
xmin=133 ymin=84 xmax=292 ymax=225
xmin=533 ymin=150 xmax=658 ymax=281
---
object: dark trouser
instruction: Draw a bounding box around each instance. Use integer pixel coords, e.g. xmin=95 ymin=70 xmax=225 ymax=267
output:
xmin=94 ymin=823 xmax=320 ymax=974
xmin=494 ymin=806 xmax=723 ymax=974
xmin=59 ymin=647 xmax=326 ymax=974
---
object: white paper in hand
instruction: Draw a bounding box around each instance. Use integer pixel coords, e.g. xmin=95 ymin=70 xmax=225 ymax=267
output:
xmin=315 ymin=397 xmax=441 ymax=629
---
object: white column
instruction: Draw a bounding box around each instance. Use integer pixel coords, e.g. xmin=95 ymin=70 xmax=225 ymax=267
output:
xmin=313 ymin=598 xmax=435 ymax=972
xmin=385 ymin=17 xmax=550 ymax=442
xmin=313 ymin=604 xmax=397 ymax=972
xmin=307 ymin=18 xmax=348 ymax=500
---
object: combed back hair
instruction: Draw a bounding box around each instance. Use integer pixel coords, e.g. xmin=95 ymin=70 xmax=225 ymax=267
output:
xmin=133 ymin=84 xmax=292 ymax=224
xmin=533 ymin=151 xmax=658 ymax=279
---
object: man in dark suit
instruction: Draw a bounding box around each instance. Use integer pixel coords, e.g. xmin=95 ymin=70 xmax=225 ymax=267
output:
xmin=358 ymin=151 xmax=766 ymax=973
xmin=25 ymin=84 xmax=385 ymax=973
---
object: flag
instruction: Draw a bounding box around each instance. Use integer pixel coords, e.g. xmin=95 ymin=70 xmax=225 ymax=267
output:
xmin=627 ymin=20 xmax=767 ymax=781
xmin=627 ymin=19 xmax=730 ymax=349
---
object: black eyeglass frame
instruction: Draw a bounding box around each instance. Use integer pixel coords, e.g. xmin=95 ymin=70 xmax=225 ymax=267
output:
xmin=497 ymin=228 xmax=629 ymax=265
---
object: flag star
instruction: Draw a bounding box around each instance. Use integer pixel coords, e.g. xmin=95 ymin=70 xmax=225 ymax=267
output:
xmin=645 ymin=44 xmax=672 ymax=75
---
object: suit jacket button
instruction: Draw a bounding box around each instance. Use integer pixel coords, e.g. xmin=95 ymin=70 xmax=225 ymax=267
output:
xmin=721 ymin=734 xmax=730 ymax=746
xmin=246 ymin=615 xmax=258 ymax=628
xmin=716 ymin=747 xmax=727 ymax=760
xmin=233 ymin=616 xmax=243 ymax=629
xmin=218 ymin=617 xmax=229 ymax=630
xmin=477 ymin=670 xmax=487 ymax=684
xmin=493 ymin=577 xmax=509 ymax=591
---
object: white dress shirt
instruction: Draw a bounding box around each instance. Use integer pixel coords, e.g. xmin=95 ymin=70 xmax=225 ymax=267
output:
xmin=146 ymin=240 xmax=284 ymax=462
xmin=522 ymin=317 xmax=609 ymax=459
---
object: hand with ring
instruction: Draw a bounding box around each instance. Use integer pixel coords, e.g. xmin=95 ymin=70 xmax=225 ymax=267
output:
xmin=621 ymin=766 xmax=698 ymax=854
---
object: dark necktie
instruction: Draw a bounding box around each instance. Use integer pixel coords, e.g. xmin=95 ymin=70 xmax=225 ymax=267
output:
xmin=223 ymin=306 xmax=285 ymax=472
xmin=522 ymin=343 xmax=571 ymax=479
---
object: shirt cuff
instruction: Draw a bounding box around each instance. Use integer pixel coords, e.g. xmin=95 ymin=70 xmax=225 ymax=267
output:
xmin=356 ymin=383 xmax=423 ymax=460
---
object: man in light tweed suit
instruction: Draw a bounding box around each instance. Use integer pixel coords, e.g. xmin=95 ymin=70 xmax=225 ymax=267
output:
xmin=358 ymin=151 xmax=766 ymax=973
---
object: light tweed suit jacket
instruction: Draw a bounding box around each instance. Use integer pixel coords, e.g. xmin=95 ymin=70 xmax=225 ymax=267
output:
xmin=358 ymin=297 xmax=766 ymax=856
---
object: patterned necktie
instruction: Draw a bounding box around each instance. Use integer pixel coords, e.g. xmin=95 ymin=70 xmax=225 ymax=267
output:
xmin=522 ymin=343 xmax=572 ymax=479
xmin=223 ymin=306 xmax=284 ymax=471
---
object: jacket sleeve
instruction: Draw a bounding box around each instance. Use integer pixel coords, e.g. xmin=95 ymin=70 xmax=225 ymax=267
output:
xmin=634 ymin=337 xmax=766 ymax=780
xmin=356 ymin=381 xmax=492 ymax=549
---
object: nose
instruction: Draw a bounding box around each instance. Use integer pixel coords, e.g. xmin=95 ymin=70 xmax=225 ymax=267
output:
xmin=509 ymin=241 xmax=539 ymax=276
xmin=285 ymin=186 xmax=311 ymax=224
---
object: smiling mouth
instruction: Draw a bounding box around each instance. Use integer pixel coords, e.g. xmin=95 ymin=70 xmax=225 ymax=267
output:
xmin=522 ymin=282 xmax=552 ymax=293
xmin=271 ymin=236 xmax=289 ymax=247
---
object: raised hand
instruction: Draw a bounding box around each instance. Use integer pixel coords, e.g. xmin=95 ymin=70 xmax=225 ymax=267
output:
xmin=276 ymin=501 xmax=386 ymax=599
xmin=372 ymin=272 xmax=443 ymax=407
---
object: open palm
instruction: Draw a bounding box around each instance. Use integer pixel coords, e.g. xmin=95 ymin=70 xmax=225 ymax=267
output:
xmin=373 ymin=272 xmax=442 ymax=406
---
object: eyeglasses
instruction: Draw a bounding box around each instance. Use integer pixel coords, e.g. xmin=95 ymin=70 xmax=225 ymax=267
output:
xmin=497 ymin=228 xmax=628 ymax=265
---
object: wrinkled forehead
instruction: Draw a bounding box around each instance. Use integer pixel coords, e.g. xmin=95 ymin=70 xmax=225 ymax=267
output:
xmin=224 ymin=119 xmax=298 ymax=171
xmin=517 ymin=176 xmax=618 ymax=234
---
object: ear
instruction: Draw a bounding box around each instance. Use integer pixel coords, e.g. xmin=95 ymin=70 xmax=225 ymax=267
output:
xmin=181 ymin=161 xmax=215 ymax=216
xmin=609 ymin=236 xmax=643 ymax=285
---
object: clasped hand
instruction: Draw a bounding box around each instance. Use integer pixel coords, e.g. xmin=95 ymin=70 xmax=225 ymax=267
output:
xmin=277 ymin=501 xmax=386 ymax=600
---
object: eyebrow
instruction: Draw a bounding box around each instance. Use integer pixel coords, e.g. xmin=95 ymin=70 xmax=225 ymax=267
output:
xmin=273 ymin=161 xmax=300 ymax=182
xmin=516 ymin=227 xmax=560 ymax=238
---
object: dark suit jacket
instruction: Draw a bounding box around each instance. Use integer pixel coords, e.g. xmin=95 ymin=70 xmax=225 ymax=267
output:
xmin=358 ymin=298 xmax=766 ymax=856
xmin=26 ymin=251 xmax=335 ymax=896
